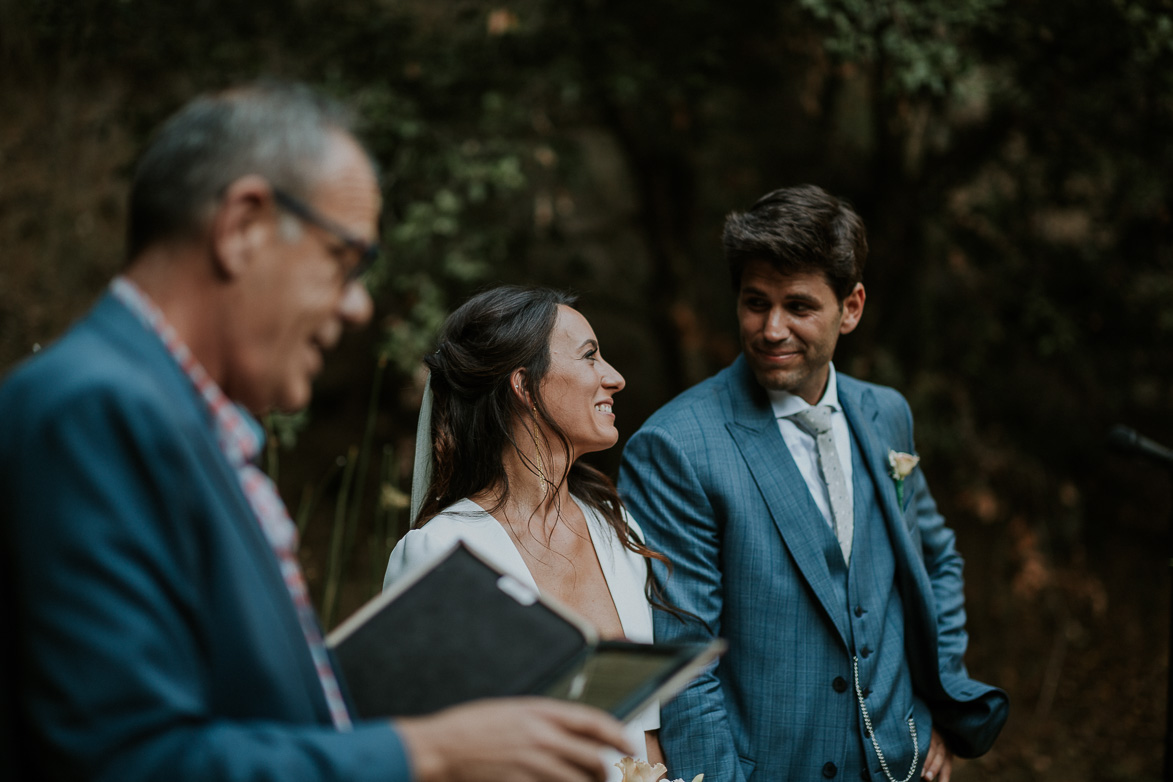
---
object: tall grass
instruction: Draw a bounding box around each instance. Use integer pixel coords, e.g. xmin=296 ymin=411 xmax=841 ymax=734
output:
xmin=320 ymin=355 xmax=390 ymax=629
xmin=268 ymin=353 xmax=413 ymax=630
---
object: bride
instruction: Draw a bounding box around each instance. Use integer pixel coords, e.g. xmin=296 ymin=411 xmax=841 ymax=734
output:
xmin=384 ymin=285 xmax=668 ymax=777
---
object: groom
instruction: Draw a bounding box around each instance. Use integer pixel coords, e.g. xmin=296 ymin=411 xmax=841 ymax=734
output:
xmin=619 ymin=185 xmax=1007 ymax=782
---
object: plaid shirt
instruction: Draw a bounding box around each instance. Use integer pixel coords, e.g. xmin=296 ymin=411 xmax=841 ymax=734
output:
xmin=111 ymin=276 xmax=353 ymax=730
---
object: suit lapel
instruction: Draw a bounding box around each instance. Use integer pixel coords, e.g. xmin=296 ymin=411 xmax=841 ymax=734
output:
xmin=837 ymin=377 xmax=930 ymax=595
xmin=837 ymin=380 xmax=898 ymax=522
xmin=102 ymin=293 xmax=333 ymax=718
xmin=723 ymin=357 xmax=850 ymax=646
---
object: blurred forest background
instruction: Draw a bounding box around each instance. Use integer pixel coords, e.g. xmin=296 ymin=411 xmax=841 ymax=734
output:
xmin=2 ymin=0 xmax=1172 ymax=778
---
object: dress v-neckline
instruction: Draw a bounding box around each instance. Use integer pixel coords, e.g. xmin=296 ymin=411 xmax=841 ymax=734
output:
xmin=460 ymin=496 xmax=631 ymax=637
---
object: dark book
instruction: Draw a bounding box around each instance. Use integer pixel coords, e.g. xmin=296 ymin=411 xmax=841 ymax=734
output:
xmin=326 ymin=541 xmax=724 ymax=721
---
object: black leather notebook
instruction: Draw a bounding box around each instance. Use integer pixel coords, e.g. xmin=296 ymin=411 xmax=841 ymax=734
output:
xmin=326 ymin=541 xmax=724 ymax=720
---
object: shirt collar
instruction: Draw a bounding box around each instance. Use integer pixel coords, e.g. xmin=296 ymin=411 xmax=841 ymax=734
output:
xmin=767 ymin=362 xmax=842 ymax=419
xmin=110 ymin=275 xmax=264 ymax=467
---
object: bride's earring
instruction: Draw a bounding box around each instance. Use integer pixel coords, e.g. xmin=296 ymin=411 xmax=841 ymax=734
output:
xmin=529 ymin=405 xmax=547 ymax=498
xmin=517 ymin=381 xmax=547 ymax=498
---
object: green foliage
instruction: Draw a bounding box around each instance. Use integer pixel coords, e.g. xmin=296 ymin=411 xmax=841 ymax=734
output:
xmin=1116 ymin=0 xmax=1173 ymax=64
xmin=5 ymin=3 xmax=1173 ymax=769
xmin=375 ymin=135 xmax=531 ymax=373
xmin=327 ymin=9 xmax=558 ymax=378
xmin=798 ymin=0 xmax=1005 ymax=96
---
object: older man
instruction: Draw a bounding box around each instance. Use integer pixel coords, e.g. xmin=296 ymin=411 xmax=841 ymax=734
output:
xmin=0 ymin=82 xmax=628 ymax=782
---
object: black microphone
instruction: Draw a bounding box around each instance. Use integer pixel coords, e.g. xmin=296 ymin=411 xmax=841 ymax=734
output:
xmin=1107 ymin=425 xmax=1173 ymax=466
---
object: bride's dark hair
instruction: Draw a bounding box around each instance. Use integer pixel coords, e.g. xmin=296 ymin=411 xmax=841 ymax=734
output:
xmin=416 ymin=284 xmax=676 ymax=610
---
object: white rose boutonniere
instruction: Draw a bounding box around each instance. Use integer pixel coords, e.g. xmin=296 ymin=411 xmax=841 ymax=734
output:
xmin=887 ymin=450 xmax=920 ymax=506
xmin=615 ymin=756 xmax=704 ymax=782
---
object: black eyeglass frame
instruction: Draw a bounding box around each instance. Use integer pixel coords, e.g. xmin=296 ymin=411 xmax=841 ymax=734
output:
xmin=272 ymin=188 xmax=380 ymax=283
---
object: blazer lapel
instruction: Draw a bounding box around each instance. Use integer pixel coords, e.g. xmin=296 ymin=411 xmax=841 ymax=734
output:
xmin=837 ymin=382 xmax=899 ymax=523
xmin=723 ymin=357 xmax=850 ymax=646
xmin=837 ymin=378 xmax=933 ymax=599
xmin=102 ymin=293 xmax=333 ymax=717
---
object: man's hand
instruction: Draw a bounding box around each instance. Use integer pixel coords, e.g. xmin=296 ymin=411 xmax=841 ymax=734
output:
xmin=921 ymin=727 xmax=953 ymax=782
xmin=395 ymin=697 xmax=633 ymax=782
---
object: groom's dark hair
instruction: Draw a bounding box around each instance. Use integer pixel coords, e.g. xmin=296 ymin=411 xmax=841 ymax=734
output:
xmin=723 ymin=184 xmax=868 ymax=301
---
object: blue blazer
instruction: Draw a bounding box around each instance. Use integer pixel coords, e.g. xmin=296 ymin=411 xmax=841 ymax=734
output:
xmin=0 ymin=293 xmax=409 ymax=782
xmin=618 ymin=355 xmax=1008 ymax=782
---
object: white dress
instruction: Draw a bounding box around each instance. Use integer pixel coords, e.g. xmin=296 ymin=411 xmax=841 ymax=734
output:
xmin=383 ymin=496 xmax=660 ymax=782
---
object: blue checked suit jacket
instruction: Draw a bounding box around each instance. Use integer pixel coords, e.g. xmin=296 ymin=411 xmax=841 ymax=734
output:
xmin=0 ymin=292 xmax=409 ymax=782
xmin=618 ymin=355 xmax=1008 ymax=782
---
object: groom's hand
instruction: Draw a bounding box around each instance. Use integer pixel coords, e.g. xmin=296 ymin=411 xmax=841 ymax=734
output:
xmin=396 ymin=697 xmax=634 ymax=782
xmin=921 ymin=727 xmax=953 ymax=782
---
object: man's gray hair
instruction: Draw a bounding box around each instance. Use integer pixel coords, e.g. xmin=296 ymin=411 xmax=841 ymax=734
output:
xmin=126 ymin=81 xmax=361 ymax=261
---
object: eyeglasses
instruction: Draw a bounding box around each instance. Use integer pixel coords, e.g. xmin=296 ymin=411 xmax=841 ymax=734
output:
xmin=272 ymin=188 xmax=380 ymax=283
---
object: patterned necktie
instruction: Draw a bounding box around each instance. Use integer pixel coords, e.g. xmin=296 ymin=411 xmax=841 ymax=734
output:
xmin=790 ymin=405 xmax=853 ymax=565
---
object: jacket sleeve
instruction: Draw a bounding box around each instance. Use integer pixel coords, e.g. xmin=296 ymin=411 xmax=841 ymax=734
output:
xmin=1 ymin=375 xmax=411 ymax=782
xmin=619 ymin=424 xmax=745 ymax=782
xmin=890 ymin=395 xmax=1009 ymax=757
xmin=895 ymin=400 xmax=970 ymax=679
